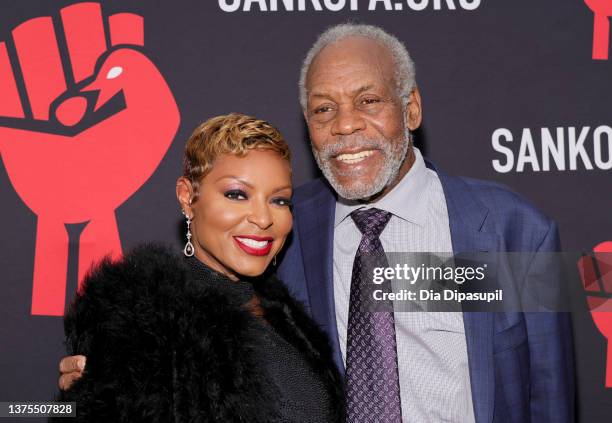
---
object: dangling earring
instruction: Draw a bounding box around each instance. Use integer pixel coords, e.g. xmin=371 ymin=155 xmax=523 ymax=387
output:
xmin=272 ymin=255 xmax=277 ymax=266
xmin=183 ymin=211 xmax=194 ymax=257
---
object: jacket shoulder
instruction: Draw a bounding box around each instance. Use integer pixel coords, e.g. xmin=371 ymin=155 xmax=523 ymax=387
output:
xmin=448 ymin=175 xmax=558 ymax=250
xmin=293 ymin=177 xmax=334 ymax=206
xmin=464 ymin=176 xmax=551 ymax=221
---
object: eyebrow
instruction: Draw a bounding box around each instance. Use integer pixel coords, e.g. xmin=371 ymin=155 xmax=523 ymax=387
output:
xmin=217 ymin=176 xmax=292 ymax=194
xmin=310 ymin=84 xmax=375 ymax=101
xmin=272 ymin=185 xmax=292 ymax=194
xmin=216 ymin=176 xmax=254 ymax=188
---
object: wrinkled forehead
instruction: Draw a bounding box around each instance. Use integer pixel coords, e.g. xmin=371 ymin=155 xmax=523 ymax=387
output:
xmin=306 ymin=36 xmax=397 ymax=89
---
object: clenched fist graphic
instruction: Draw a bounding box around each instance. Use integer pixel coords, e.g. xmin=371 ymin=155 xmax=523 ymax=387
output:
xmin=584 ymin=0 xmax=612 ymax=59
xmin=0 ymin=3 xmax=180 ymax=316
xmin=578 ymin=241 xmax=612 ymax=387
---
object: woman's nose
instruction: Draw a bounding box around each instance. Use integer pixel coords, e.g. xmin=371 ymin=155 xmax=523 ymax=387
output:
xmin=247 ymin=201 xmax=273 ymax=229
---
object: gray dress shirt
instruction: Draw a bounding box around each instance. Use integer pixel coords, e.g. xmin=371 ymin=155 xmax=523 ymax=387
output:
xmin=333 ymin=148 xmax=476 ymax=422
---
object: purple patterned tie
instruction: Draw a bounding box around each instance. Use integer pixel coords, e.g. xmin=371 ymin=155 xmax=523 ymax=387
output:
xmin=346 ymin=208 xmax=402 ymax=422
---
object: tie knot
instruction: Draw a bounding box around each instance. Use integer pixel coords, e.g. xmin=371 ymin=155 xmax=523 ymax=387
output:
xmin=350 ymin=208 xmax=392 ymax=238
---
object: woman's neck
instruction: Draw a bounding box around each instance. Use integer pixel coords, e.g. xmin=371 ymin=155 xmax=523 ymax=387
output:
xmin=193 ymin=250 xmax=240 ymax=281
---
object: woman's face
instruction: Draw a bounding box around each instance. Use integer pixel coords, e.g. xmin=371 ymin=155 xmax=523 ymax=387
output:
xmin=177 ymin=149 xmax=292 ymax=280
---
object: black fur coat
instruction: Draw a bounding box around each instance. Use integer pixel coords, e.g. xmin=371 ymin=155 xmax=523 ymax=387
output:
xmin=55 ymin=244 xmax=344 ymax=422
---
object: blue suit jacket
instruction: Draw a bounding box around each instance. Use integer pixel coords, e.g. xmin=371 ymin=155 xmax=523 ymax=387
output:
xmin=277 ymin=162 xmax=575 ymax=423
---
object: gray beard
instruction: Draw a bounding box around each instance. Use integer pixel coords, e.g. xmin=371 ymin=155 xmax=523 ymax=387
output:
xmin=312 ymin=128 xmax=411 ymax=201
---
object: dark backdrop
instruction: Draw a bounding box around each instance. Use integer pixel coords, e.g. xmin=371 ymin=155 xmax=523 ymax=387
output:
xmin=1 ymin=1 xmax=610 ymax=421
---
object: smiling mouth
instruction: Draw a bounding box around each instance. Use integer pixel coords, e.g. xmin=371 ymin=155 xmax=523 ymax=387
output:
xmin=334 ymin=149 xmax=376 ymax=164
xmin=234 ymin=236 xmax=273 ymax=256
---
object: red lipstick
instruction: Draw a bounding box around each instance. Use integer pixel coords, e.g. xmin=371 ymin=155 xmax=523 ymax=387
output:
xmin=233 ymin=235 xmax=273 ymax=256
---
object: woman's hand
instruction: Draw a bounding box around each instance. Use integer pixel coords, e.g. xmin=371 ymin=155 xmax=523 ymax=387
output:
xmin=58 ymin=355 xmax=86 ymax=390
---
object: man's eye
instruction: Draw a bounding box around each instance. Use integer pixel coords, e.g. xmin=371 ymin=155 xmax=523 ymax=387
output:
xmin=314 ymin=105 xmax=332 ymax=114
xmin=225 ymin=190 xmax=247 ymax=200
xmin=361 ymin=98 xmax=380 ymax=105
xmin=272 ymin=197 xmax=292 ymax=207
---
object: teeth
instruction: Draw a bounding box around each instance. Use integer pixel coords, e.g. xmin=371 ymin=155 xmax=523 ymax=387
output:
xmin=336 ymin=150 xmax=375 ymax=163
xmin=236 ymin=237 xmax=270 ymax=249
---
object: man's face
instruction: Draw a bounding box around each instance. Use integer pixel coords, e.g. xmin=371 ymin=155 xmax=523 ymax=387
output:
xmin=305 ymin=36 xmax=420 ymax=200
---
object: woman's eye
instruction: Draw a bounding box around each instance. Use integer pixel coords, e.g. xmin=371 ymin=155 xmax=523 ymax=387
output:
xmin=225 ymin=190 xmax=247 ymax=200
xmin=272 ymin=197 xmax=292 ymax=207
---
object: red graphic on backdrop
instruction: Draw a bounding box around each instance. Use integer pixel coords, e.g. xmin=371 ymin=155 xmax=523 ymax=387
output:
xmin=584 ymin=0 xmax=612 ymax=59
xmin=0 ymin=2 xmax=180 ymax=316
xmin=578 ymin=241 xmax=612 ymax=387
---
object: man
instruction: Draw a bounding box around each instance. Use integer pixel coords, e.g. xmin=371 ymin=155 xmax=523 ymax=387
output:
xmin=277 ymin=24 xmax=574 ymax=422
xmin=60 ymin=24 xmax=574 ymax=422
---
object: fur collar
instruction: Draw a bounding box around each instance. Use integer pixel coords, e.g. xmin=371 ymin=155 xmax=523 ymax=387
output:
xmin=58 ymin=244 xmax=344 ymax=422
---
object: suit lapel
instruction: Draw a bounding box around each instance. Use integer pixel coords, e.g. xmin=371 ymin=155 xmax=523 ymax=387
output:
xmin=295 ymin=179 xmax=344 ymax=373
xmin=430 ymin=162 xmax=496 ymax=423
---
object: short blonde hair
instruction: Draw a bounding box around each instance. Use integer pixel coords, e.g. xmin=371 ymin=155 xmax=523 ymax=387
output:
xmin=182 ymin=113 xmax=291 ymax=199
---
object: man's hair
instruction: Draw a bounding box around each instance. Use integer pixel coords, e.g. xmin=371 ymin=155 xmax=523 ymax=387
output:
xmin=182 ymin=113 xmax=290 ymax=201
xmin=299 ymin=23 xmax=416 ymax=111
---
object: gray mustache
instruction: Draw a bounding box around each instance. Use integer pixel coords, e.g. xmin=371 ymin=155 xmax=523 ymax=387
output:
xmin=319 ymin=137 xmax=386 ymax=158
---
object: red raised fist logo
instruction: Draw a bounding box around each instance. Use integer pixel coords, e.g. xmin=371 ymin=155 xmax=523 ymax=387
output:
xmin=584 ymin=0 xmax=612 ymax=59
xmin=578 ymin=241 xmax=612 ymax=387
xmin=0 ymin=2 xmax=180 ymax=316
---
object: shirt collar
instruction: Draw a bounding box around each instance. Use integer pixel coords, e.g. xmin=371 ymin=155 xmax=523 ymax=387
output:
xmin=334 ymin=147 xmax=430 ymax=227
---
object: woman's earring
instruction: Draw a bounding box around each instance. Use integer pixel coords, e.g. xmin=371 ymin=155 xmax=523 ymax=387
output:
xmin=183 ymin=211 xmax=194 ymax=257
xmin=272 ymin=255 xmax=277 ymax=266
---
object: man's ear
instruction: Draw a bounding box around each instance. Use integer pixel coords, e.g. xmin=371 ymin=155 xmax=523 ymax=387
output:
xmin=176 ymin=177 xmax=194 ymax=217
xmin=405 ymin=88 xmax=422 ymax=131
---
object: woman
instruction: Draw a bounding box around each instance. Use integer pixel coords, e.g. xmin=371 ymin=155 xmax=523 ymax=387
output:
xmin=55 ymin=113 xmax=344 ymax=422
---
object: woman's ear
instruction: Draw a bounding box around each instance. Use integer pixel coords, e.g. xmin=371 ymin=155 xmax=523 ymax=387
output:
xmin=405 ymin=88 xmax=423 ymax=131
xmin=176 ymin=177 xmax=194 ymax=217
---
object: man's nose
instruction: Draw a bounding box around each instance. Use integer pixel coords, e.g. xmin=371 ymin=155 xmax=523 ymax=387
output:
xmin=331 ymin=105 xmax=366 ymax=136
xmin=247 ymin=200 xmax=273 ymax=230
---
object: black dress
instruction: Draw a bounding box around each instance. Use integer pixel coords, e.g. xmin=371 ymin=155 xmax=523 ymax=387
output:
xmin=55 ymin=244 xmax=344 ymax=423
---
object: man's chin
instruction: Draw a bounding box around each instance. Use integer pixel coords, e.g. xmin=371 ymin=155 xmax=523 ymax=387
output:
xmin=331 ymin=177 xmax=385 ymax=202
